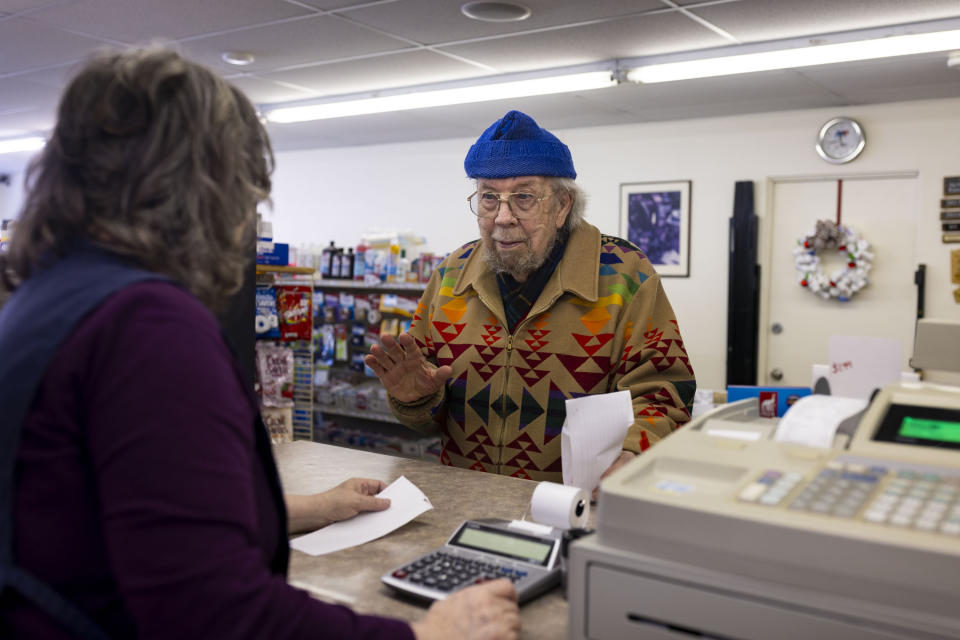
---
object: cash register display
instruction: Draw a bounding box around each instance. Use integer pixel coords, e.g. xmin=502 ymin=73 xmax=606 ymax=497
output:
xmin=450 ymin=522 xmax=553 ymax=565
xmin=873 ymin=403 xmax=960 ymax=450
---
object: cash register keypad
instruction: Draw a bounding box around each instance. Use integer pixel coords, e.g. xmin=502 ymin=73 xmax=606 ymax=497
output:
xmin=861 ymin=469 xmax=960 ymax=535
xmin=738 ymin=462 xmax=960 ymax=536
xmin=786 ymin=463 xmax=884 ymax=518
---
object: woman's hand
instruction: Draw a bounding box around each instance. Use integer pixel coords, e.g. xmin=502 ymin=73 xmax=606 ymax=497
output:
xmin=286 ymin=478 xmax=390 ymax=534
xmin=412 ymin=579 xmax=520 ymax=640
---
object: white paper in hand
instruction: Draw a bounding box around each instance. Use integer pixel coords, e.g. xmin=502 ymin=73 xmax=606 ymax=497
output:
xmin=290 ymin=475 xmax=432 ymax=556
xmin=561 ymin=390 xmax=633 ymax=492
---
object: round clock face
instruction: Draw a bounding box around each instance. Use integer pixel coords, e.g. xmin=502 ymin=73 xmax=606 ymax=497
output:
xmin=815 ymin=117 xmax=865 ymax=164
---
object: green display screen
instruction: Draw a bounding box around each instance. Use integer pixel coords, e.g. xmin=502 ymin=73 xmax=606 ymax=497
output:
xmin=899 ymin=416 xmax=960 ymax=444
xmin=454 ymin=527 xmax=552 ymax=564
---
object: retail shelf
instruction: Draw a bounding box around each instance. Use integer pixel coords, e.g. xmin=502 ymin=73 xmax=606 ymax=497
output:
xmin=314 ymin=279 xmax=426 ymax=292
xmin=256 ymin=264 xmax=316 ymax=275
xmin=316 ymin=405 xmax=400 ymax=424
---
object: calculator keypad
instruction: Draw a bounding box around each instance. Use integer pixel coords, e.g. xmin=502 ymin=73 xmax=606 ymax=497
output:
xmin=391 ymin=551 xmax=526 ymax=592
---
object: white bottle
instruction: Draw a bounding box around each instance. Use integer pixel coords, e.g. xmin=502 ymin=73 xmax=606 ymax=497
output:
xmin=397 ymin=249 xmax=410 ymax=283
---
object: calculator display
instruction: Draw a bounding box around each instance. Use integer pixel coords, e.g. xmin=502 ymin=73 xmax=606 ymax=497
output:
xmin=451 ymin=524 xmax=553 ymax=565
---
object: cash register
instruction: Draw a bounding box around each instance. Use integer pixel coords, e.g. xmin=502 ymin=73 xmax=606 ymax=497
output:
xmin=567 ymin=381 xmax=960 ymax=640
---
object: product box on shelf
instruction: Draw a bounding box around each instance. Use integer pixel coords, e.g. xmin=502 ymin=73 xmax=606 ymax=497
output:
xmin=256 ymin=241 xmax=289 ymax=266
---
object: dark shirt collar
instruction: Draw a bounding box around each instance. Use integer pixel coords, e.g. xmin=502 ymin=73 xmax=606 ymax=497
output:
xmin=496 ymin=227 xmax=569 ymax=333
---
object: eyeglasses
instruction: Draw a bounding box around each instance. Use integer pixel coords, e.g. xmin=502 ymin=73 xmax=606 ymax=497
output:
xmin=467 ymin=190 xmax=553 ymax=219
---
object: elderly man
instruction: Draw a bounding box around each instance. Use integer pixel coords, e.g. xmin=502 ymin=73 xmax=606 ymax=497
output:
xmin=366 ymin=110 xmax=695 ymax=483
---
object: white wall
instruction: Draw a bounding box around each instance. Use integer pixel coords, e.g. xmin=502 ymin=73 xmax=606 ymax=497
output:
xmin=269 ymin=97 xmax=960 ymax=391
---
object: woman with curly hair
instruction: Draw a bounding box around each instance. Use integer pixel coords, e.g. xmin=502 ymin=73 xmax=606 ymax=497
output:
xmin=0 ymin=47 xmax=518 ymax=640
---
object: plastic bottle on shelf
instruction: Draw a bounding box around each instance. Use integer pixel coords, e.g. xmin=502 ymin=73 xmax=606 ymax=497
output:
xmin=341 ymin=247 xmax=355 ymax=280
xmin=397 ymin=249 xmax=410 ymax=283
xmin=330 ymin=247 xmax=343 ymax=279
xmin=387 ymin=243 xmax=401 ymax=282
xmin=320 ymin=241 xmax=336 ymax=279
xmin=353 ymin=244 xmax=367 ymax=281
xmin=371 ymin=250 xmax=385 ymax=282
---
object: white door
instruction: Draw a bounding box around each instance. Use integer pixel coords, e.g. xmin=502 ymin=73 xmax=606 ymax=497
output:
xmin=761 ymin=175 xmax=919 ymax=386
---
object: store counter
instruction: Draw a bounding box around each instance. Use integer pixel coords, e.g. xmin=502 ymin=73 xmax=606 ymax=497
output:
xmin=274 ymin=441 xmax=570 ymax=639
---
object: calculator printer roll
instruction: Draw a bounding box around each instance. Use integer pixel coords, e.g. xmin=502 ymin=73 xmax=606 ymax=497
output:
xmin=530 ymin=482 xmax=589 ymax=529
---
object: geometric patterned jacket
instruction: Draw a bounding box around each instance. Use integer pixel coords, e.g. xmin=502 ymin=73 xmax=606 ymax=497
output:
xmin=389 ymin=221 xmax=696 ymax=483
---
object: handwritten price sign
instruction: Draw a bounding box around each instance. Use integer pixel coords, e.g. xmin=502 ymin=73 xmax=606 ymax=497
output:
xmin=831 ymin=360 xmax=853 ymax=374
xmin=827 ymin=336 xmax=902 ymax=400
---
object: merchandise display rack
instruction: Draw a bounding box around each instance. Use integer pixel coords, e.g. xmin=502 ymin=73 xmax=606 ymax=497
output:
xmin=318 ymin=405 xmax=399 ymax=424
xmin=314 ymin=277 xmax=437 ymax=460
xmin=256 ymin=264 xmax=316 ymax=441
xmin=313 ymin=278 xmax=427 ymax=292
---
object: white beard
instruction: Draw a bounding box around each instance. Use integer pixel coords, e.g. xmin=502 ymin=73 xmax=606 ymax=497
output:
xmin=482 ymin=231 xmax=558 ymax=281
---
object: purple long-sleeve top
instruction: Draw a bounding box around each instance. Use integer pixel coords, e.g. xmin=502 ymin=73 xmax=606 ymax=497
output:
xmin=6 ymin=281 xmax=415 ymax=639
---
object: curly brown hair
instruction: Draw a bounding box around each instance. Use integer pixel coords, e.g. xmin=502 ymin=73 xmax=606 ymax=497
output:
xmin=0 ymin=46 xmax=273 ymax=311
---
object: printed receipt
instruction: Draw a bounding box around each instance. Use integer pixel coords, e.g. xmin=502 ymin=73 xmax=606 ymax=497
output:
xmin=561 ymin=390 xmax=633 ymax=493
xmin=774 ymin=395 xmax=868 ymax=449
xmin=290 ymin=475 xmax=433 ymax=556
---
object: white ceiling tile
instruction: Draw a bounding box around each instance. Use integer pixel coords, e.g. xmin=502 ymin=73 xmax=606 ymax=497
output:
xmin=25 ymin=0 xmax=314 ymax=42
xmin=598 ymin=70 xmax=842 ymax=113
xmin=257 ymin=50 xmax=492 ymax=102
xmin=0 ymin=0 xmax=74 ymax=14
xmin=0 ymin=76 xmax=62 ymax=113
xmin=796 ymin=53 xmax=960 ymax=104
xmin=224 ymin=74 xmax=318 ymax=105
xmin=0 ymin=101 xmax=55 ymax=135
xmin=440 ymin=11 xmax=730 ymax=73
xmin=341 ymin=0 xmax=667 ymax=45
xmin=178 ymin=14 xmax=411 ymax=76
xmin=289 ymin=0 xmax=388 ymax=11
xmin=9 ymin=63 xmax=73 ymax=88
xmin=694 ymin=0 xmax=960 ymax=42
xmin=0 ymin=17 xmax=108 ymax=74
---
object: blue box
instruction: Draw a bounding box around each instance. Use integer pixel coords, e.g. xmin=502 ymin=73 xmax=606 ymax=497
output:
xmin=256 ymin=242 xmax=289 ymax=266
xmin=726 ymin=385 xmax=812 ymax=417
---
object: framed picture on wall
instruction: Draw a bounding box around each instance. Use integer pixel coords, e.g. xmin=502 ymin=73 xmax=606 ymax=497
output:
xmin=619 ymin=180 xmax=691 ymax=277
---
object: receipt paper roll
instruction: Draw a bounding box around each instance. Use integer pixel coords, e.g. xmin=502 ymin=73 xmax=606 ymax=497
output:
xmin=529 ymin=482 xmax=590 ymax=529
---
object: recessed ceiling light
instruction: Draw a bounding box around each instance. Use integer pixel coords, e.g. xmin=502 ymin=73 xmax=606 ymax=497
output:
xmin=221 ymin=51 xmax=255 ymax=66
xmin=461 ymin=2 xmax=530 ymax=22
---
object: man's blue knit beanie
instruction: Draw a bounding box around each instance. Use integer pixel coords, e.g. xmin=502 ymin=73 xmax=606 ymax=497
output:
xmin=464 ymin=110 xmax=576 ymax=179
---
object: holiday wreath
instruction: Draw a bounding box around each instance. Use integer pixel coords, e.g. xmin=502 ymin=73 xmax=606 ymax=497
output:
xmin=793 ymin=219 xmax=873 ymax=301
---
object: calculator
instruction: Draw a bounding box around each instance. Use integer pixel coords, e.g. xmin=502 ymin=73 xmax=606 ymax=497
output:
xmin=381 ymin=518 xmax=563 ymax=604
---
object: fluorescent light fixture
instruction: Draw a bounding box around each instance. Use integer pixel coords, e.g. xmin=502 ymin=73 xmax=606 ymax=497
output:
xmin=266 ymin=71 xmax=616 ymax=123
xmin=628 ymin=28 xmax=960 ymax=83
xmin=0 ymin=136 xmax=45 ymax=155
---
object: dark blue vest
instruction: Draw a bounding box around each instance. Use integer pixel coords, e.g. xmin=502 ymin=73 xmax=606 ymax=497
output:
xmin=0 ymin=246 xmax=288 ymax=639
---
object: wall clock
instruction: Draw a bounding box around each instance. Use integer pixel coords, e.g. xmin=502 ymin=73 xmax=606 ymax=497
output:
xmin=815 ymin=117 xmax=865 ymax=164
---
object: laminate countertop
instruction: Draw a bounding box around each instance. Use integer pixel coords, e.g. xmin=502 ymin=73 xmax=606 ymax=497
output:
xmin=274 ymin=440 xmax=573 ymax=639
